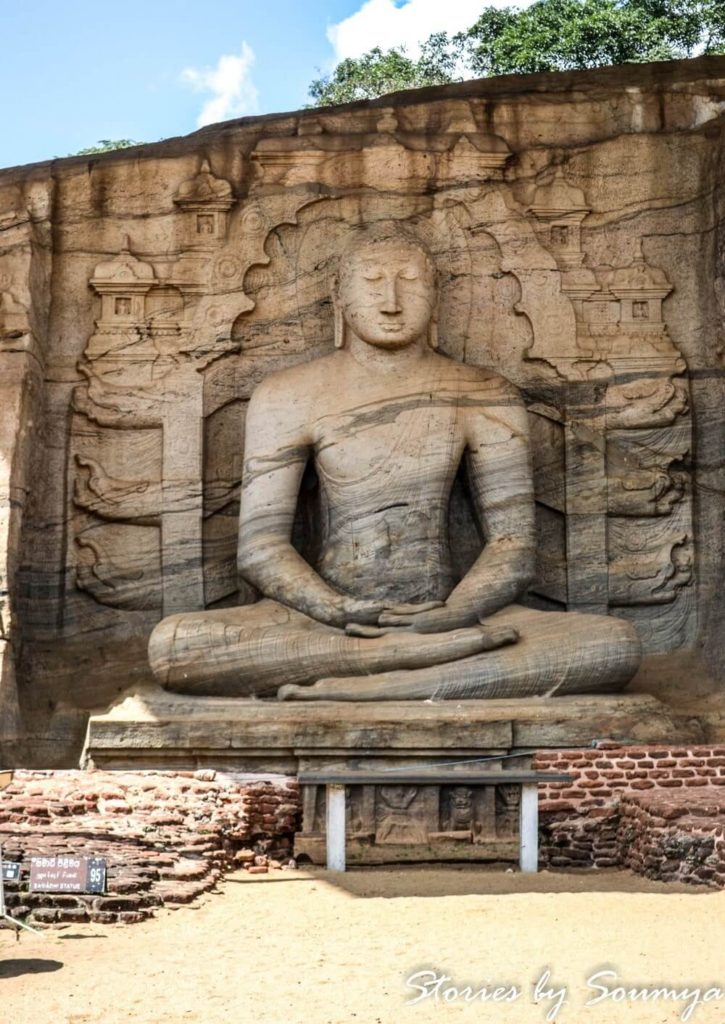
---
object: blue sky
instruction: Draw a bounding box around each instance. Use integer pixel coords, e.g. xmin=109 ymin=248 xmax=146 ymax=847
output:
xmin=0 ymin=0 xmax=517 ymax=168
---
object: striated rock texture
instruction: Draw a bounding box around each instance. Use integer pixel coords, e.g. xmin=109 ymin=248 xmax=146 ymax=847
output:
xmin=1 ymin=58 xmax=725 ymax=760
xmin=147 ymin=223 xmax=641 ymax=701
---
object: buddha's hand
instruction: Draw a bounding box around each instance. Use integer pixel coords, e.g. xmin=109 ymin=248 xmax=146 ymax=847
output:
xmin=377 ymin=601 xmax=477 ymax=633
xmin=324 ymin=597 xmax=442 ymax=629
xmin=352 ymin=602 xmax=519 ymax=645
xmin=341 ymin=600 xmax=444 ymax=634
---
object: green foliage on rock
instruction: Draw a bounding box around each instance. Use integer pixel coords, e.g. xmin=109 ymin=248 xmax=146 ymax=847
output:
xmin=308 ymin=34 xmax=457 ymax=105
xmin=71 ymin=139 xmax=141 ymax=156
xmin=309 ymin=0 xmax=725 ymax=105
xmin=466 ymin=0 xmax=725 ymax=76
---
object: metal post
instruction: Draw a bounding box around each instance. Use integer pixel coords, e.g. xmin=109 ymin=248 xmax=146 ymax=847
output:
xmin=0 ymin=845 xmax=41 ymax=936
xmin=325 ymin=783 xmax=347 ymax=872
xmin=519 ymin=782 xmax=539 ymax=873
xmin=0 ymin=845 xmax=5 ymax=919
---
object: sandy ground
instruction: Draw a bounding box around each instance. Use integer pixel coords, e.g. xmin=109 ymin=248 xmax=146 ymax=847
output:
xmin=1 ymin=867 xmax=724 ymax=1024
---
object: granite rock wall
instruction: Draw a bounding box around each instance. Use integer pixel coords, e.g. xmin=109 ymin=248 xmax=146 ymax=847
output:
xmin=2 ymin=57 xmax=725 ymax=761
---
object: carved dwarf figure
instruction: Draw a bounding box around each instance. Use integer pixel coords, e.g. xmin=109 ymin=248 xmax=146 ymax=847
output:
xmin=148 ymin=223 xmax=641 ymax=700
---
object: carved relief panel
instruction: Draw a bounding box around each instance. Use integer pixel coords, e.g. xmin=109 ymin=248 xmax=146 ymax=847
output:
xmin=71 ymin=423 xmax=163 ymax=612
xmin=297 ymin=780 xmax=517 ymax=864
xmin=527 ymin=164 xmax=694 ymax=648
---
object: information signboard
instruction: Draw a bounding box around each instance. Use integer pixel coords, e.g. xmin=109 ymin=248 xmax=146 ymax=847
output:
xmin=29 ymin=856 xmax=106 ymax=894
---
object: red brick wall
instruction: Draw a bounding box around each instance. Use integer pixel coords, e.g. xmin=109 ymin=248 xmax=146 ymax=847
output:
xmin=533 ymin=745 xmax=725 ymax=886
xmin=2 ymin=750 xmax=723 ymax=928
xmin=0 ymin=770 xmax=300 ymax=925
xmin=533 ymin=744 xmax=725 ymax=813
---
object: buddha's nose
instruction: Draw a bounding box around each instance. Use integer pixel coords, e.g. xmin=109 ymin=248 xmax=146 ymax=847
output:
xmin=380 ymin=277 xmax=402 ymax=313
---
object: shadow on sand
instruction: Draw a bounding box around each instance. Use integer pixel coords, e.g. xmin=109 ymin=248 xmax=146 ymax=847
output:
xmin=261 ymin=864 xmax=713 ymax=900
xmin=0 ymin=958 xmax=63 ymax=978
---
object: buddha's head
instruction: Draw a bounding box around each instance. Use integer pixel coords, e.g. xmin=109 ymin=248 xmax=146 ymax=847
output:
xmin=333 ymin=223 xmax=438 ymax=351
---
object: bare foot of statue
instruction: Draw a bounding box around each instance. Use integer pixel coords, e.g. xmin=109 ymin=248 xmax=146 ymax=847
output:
xmin=147 ymin=222 xmax=642 ymax=700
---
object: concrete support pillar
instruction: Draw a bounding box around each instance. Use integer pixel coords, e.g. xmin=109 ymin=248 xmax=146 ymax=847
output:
xmin=519 ymin=781 xmax=539 ymax=873
xmin=325 ymin=783 xmax=347 ymax=872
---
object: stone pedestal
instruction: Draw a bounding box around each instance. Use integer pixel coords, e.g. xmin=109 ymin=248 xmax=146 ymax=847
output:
xmin=83 ymin=687 xmax=701 ymax=771
xmin=83 ymin=687 xmax=703 ymax=865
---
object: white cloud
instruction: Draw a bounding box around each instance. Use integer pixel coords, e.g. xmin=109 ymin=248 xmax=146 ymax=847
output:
xmin=182 ymin=42 xmax=259 ymax=128
xmin=328 ymin=0 xmax=522 ymax=62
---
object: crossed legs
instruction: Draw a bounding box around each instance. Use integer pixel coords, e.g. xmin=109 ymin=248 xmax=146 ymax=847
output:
xmin=148 ymin=598 xmax=517 ymax=698
xmin=148 ymin=599 xmax=641 ymax=701
xmin=277 ymin=604 xmax=642 ymax=700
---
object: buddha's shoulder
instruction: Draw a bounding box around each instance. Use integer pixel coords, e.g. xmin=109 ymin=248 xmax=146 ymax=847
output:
xmin=437 ymin=354 xmax=523 ymax=402
xmin=249 ymin=354 xmax=337 ymax=403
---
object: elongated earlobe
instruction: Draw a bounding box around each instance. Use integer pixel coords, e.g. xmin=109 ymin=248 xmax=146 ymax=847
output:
xmin=332 ymin=276 xmax=346 ymax=349
xmin=333 ymin=299 xmax=346 ymax=349
xmin=428 ymin=316 xmax=439 ymax=350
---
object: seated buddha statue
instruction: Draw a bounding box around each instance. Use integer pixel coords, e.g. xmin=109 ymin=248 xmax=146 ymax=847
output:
xmin=148 ymin=223 xmax=641 ymax=701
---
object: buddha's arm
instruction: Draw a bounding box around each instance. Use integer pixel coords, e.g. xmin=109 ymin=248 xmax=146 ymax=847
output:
xmin=379 ymin=376 xmax=536 ymax=633
xmin=237 ymin=377 xmax=387 ymax=628
xmin=449 ymin=379 xmax=537 ymax=618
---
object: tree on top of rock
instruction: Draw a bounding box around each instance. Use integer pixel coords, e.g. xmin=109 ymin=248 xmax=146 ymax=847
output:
xmin=309 ymin=0 xmax=725 ymax=106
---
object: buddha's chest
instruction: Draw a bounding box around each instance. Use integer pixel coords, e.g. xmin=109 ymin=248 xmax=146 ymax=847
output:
xmin=312 ymin=392 xmax=465 ymax=489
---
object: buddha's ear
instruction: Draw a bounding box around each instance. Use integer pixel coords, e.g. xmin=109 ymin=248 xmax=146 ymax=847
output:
xmin=428 ymin=299 xmax=440 ymax=350
xmin=331 ymin=274 xmax=346 ymax=349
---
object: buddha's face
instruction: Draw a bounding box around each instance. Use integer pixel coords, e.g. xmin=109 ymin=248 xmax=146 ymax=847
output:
xmin=337 ymin=240 xmax=436 ymax=350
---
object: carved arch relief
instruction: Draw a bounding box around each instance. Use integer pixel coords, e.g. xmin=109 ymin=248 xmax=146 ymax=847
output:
xmin=228 ymin=191 xmax=569 ymax=389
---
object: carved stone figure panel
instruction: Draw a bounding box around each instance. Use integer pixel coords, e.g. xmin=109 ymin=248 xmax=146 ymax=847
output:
xmin=607 ymin=422 xmax=690 ymax=517
xmin=608 ymin=520 xmax=693 ymax=607
xmin=75 ymin=523 xmax=162 ymax=611
xmin=70 ymin=419 xmax=164 ymax=614
xmin=297 ymin=778 xmax=519 ymax=863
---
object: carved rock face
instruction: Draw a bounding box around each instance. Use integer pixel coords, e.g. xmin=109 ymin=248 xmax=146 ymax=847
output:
xmin=5 ymin=63 xmax=719 ymax=753
xmin=336 ymin=237 xmax=436 ymax=351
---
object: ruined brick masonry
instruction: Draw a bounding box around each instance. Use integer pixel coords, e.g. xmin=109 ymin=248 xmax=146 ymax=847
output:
xmin=534 ymin=744 xmax=725 ymax=886
xmin=0 ymin=770 xmax=300 ymax=925
xmin=1 ymin=745 xmax=723 ymax=927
